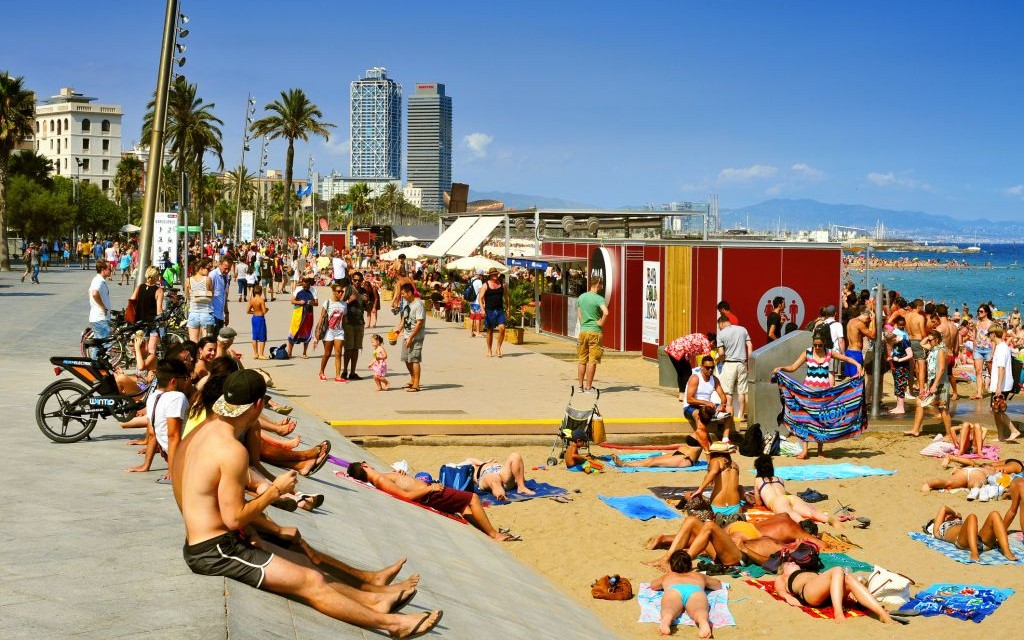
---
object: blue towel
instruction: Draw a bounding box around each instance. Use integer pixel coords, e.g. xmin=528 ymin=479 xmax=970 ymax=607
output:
xmin=759 ymin=463 xmax=895 ymax=481
xmin=598 ymin=495 xmax=681 ymax=520
xmin=602 ymin=452 xmax=710 ymax=474
xmin=907 ymin=532 xmax=1024 ymax=565
xmin=477 ymin=480 xmax=568 ymax=506
xmin=902 ymin=583 xmax=1014 ymax=622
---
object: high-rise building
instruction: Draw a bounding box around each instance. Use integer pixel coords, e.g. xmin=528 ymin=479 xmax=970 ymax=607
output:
xmin=350 ymin=67 xmax=402 ymax=180
xmin=33 ymin=87 xmax=123 ymax=196
xmin=406 ymin=83 xmax=452 ymax=211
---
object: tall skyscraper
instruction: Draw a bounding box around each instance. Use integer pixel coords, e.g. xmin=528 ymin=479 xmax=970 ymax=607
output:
xmin=350 ymin=67 xmax=402 ymax=180
xmin=406 ymin=83 xmax=452 ymax=212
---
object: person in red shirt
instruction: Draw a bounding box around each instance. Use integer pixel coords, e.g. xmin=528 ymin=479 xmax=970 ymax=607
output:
xmin=717 ymin=300 xmax=739 ymax=326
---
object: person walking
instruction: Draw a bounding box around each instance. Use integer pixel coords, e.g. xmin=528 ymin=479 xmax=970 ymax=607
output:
xmin=395 ymin=282 xmax=425 ymax=392
xmin=576 ymin=276 xmax=609 ymax=393
xmin=88 ymin=261 xmax=113 ymax=357
xmin=988 ymin=325 xmax=1022 ymax=442
xmin=479 ymin=268 xmax=509 ymax=357
xmin=20 ymin=243 xmax=34 ymax=283
xmin=716 ymin=314 xmax=752 ymax=422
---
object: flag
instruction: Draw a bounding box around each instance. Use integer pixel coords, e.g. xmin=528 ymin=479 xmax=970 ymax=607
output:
xmin=296 ymin=181 xmax=313 ymax=197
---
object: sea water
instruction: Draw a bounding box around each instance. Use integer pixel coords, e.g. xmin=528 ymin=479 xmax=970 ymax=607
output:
xmin=844 ymin=243 xmax=1024 ymax=312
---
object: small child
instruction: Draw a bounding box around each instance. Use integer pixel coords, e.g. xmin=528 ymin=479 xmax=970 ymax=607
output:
xmin=247 ymin=285 xmax=269 ymax=359
xmin=650 ymin=550 xmax=721 ymax=637
xmin=368 ymin=333 xmax=390 ymax=390
xmin=887 ymin=331 xmax=913 ymax=415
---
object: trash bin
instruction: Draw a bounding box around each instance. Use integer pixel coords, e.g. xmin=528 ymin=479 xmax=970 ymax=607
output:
xmin=658 ymin=346 xmax=677 ymax=388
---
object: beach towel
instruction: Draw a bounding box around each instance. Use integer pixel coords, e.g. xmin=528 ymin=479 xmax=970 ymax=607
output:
xmin=604 ymin=452 xmax=709 ymax=473
xmin=598 ymin=495 xmax=681 ymax=521
xmin=901 ymin=583 xmax=1014 ymax=623
xmin=646 ymin=485 xmax=755 ymax=503
xmin=919 ymin=438 xmax=1000 ymax=461
xmin=906 ymin=531 xmax=1024 ymax=565
xmin=636 ymin=583 xmax=735 ymax=627
xmin=744 ymin=579 xmax=867 ymax=619
xmin=734 ymin=553 xmax=871 ymax=580
xmin=334 ymin=471 xmax=469 ymax=525
xmin=775 ymin=372 xmax=867 ymax=443
xmin=476 ymin=480 xmax=568 ymax=506
xmin=761 ymin=463 xmax=895 ymax=481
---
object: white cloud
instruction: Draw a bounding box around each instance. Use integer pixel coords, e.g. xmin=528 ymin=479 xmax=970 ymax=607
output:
xmin=1003 ymin=184 xmax=1024 ymax=197
xmin=717 ymin=164 xmax=778 ymax=183
xmin=866 ymin=171 xmax=932 ymax=191
xmin=791 ymin=163 xmax=823 ymax=180
xmin=322 ymin=137 xmax=350 ymax=157
xmin=463 ymin=132 xmax=494 ymax=158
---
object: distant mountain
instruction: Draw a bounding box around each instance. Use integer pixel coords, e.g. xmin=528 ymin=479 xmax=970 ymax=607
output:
xmin=469 ymin=190 xmax=595 ymax=210
xmin=722 ymin=199 xmax=1024 ymax=239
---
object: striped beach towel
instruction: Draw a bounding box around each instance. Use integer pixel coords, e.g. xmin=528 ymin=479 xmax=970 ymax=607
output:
xmin=775 ymin=372 xmax=867 ymax=444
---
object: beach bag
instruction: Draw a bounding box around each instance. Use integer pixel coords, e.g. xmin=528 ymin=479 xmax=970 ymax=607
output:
xmin=739 ymin=423 xmax=764 ymax=457
xmin=463 ymin=281 xmax=476 ymax=302
xmin=591 ymin=411 xmax=606 ymax=444
xmin=812 ymin=321 xmax=834 ymax=350
xmin=270 ymin=344 xmax=289 ymax=360
xmin=438 ymin=463 xmax=474 ymax=492
xmin=866 ymin=566 xmax=912 ymax=607
xmin=591 ymin=575 xmax=632 ymax=601
xmin=123 ymin=298 xmax=138 ymax=324
xmin=315 ymin=311 xmax=329 ymax=341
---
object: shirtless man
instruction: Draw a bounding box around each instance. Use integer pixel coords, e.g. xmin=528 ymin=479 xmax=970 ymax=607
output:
xmin=171 ymin=370 xmax=441 ymax=638
xmin=346 ymin=461 xmax=518 ymax=542
xmin=906 ymin=299 xmax=928 ymax=395
xmin=460 ymin=453 xmax=536 ymax=501
xmin=645 ymin=513 xmax=820 ymax=568
xmin=687 ymin=445 xmax=741 ymax=524
xmin=390 ymin=264 xmax=414 ymax=314
xmin=612 ymin=436 xmax=704 ymax=469
xmin=845 ymin=305 xmax=876 ymax=398
xmin=935 ymin=304 xmax=960 ymax=400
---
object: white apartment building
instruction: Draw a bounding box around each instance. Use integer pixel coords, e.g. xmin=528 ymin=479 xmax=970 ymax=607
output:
xmin=33 ymin=87 xmax=123 ymax=196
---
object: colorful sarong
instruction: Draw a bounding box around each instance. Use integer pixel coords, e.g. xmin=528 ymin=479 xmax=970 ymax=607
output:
xmin=774 ymin=372 xmax=867 ymax=443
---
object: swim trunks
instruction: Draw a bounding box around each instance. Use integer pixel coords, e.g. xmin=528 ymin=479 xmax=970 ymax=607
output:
xmin=182 ymin=531 xmax=274 ymax=589
xmin=844 ymin=349 xmax=863 ymax=378
xmin=419 ymin=486 xmax=473 ymax=515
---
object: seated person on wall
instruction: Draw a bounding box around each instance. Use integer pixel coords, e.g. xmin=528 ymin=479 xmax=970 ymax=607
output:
xmin=684 ymin=355 xmax=734 ymax=450
xmin=126 ymin=359 xmax=193 ymax=480
xmin=171 ymin=370 xmax=443 ymax=639
xmin=346 ymin=461 xmax=522 ymax=542
xmin=612 ymin=436 xmax=705 ymax=469
xmin=458 ymin=453 xmax=536 ymax=501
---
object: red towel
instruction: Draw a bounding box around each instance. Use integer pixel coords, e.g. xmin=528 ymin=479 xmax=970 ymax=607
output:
xmin=744 ymin=579 xmax=866 ymax=619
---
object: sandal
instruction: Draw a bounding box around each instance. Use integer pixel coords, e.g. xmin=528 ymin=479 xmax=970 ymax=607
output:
xmin=318 ymin=373 xmax=328 ymax=381
xmin=303 ymin=441 xmax=332 ymax=477
xmin=274 ymin=405 xmax=293 ymax=416
xmin=797 ymin=488 xmax=828 ymax=503
xmin=297 ymin=493 xmax=325 ymax=511
xmin=405 ymin=386 xmax=420 ymax=392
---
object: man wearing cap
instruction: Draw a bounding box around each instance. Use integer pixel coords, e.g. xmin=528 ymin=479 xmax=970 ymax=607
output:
xmin=215 ymin=326 xmax=243 ymax=361
xmin=172 ymin=370 xmax=442 ymax=638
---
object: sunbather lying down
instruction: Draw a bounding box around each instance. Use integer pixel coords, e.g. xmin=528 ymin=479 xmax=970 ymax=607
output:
xmin=458 ymin=453 xmax=535 ymax=501
xmin=611 ymin=436 xmax=704 ymax=469
xmin=650 ymin=551 xmax=721 ymax=638
xmin=924 ymin=504 xmax=1018 ymax=562
xmin=753 ymin=455 xmax=836 ymax=526
xmin=775 ymin=562 xmax=896 ymax=624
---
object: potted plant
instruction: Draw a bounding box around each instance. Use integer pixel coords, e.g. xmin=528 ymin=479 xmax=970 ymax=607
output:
xmin=504 ymin=278 xmax=534 ymax=344
xmin=379 ymin=274 xmax=395 ymax=302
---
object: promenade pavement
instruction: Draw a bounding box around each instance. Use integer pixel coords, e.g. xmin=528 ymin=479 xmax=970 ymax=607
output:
xmin=0 ymin=267 xmax=616 ymax=639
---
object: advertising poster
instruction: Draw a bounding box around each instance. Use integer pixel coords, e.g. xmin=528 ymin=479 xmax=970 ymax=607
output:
xmin=153 ymin=211 xmax=178 ymax=266
xmin=567 ymin=296 xmax=579 ymax=339
xmin=240 ymin=210 xmax=255 ymax=242
xmin=642 ymin=260 xmax=660 ymax=344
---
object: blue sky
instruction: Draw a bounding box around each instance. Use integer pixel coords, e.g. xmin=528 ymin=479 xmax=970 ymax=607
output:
xmin=4 ymin=1 xmax=1023 ymax=219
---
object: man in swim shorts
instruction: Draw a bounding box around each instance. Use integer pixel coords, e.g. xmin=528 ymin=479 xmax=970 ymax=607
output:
xmin=171 ymin=370 xmax=441 ymax=638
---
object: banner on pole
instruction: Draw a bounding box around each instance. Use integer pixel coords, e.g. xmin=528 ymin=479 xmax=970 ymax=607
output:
xmin=240 ymin=210 xmax=255 ymax=242
xmin=153 ymin=211 xmax=178 ymax=266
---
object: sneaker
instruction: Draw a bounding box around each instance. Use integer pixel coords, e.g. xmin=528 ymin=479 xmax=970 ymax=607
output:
xmin=966 ymin=486 xmax=980 ymax=501
xmin=347 ymin=372 xmax=362 ymax=380
xmin=714 ymin=412 xmax=732 ymax=421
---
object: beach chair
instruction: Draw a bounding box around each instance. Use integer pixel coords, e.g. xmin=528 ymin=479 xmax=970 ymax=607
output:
xmin=547 ymin=386 xmax=601 ymax=466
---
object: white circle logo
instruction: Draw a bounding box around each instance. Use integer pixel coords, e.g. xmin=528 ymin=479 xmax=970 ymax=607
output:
xmin=755 ymin=286 xmax=805 ymax=334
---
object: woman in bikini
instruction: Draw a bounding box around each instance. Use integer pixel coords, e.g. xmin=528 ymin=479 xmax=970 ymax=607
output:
xmin=686 ymin=444 xmax=742 ymax=526
xmin=459 ymin=453 xmax=536 ymax=501
xmin=612 ymin=436 xmax=704 ymax=469
xmin=924 ymin=505 xmax=1017 ymax=562
xmin=775 ymin=561 xmax=895 ymax=623
xmin=650 ymin=551 xmax=722 ymax=638
xmin=753 ymin=455 xmax=836 ymax=526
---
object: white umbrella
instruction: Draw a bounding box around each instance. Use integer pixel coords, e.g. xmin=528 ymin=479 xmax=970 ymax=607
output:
xmin=380 ymin=245 xmax=428 ymax=260
xmin=445 ymin=255 xmax=509 ymax=273
xmin=120 ymin=223 xmax=141 ymax=233
xmin=394 ymin=235 xmax=418 ymax=243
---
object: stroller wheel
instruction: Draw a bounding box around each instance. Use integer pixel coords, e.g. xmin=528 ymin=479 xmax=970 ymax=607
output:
xmin=547 ymin=457 xmax=559 ymax=467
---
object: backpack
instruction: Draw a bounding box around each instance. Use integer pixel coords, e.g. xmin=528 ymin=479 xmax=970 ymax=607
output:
xmin=270 ymin=344 xmax=289 ymax=360
xmin=739 ymin=423 xmax=781 ymax=458
xmin=812 ymin=320 xmax=834 ymax=350
xmin=463 ymin=280 xmax=476 ymax=303
xmin=438 ymin=463 xmax=474 ymax=492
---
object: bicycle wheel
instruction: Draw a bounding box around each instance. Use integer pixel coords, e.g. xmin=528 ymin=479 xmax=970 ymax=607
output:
xmin=107 ymin=336 xmax=127 ymax=369
xmin=80 ymin=327 xmax=94 ymax=357
xmin=35 ymin=380 xmax=98 ymax=443
xmin=158 ymin=330 xmax=184 ymax=359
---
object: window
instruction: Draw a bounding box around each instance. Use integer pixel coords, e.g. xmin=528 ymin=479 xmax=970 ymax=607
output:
xmin=102 ymin=139 xmax=109 ymax=151
xmin=57 ymin=119 xmax=61 ymax=134
xmin=64 ymin=158 xmax=67 ymax=168
xmin=82 ymin=178 xmax=90 ymax=184
xmin=49 ymin=120 xmax=54 ymax=132
xmin=102 ymin=179 xmax=110 ymax=191
xmin=35 ymin=121 xmax=39 ymax=133
xmin=101 ymin=120 xmax=110 ymax=132
xmin=57 ymin=139 xmax=60 ymax=153
xmin=82 ymin=138 xmax=90 ymax=150
xmin=102 ymin=159 xmax=109 ymax=171
xmin=81 ymin=118 xmax=91 ymax=132
xmin=64 ymin=118 xmax=68 ymax=131
xmin=49 ymin=139 xmax=53 ymax=150
xmin=82 ymin=159 xmax=90 ymax=171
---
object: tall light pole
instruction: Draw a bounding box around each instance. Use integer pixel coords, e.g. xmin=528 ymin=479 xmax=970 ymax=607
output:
xmin=136 ymin=0 xmax=184 ymax=288
xmin=234 ymin=93 xmax=256 ymax=244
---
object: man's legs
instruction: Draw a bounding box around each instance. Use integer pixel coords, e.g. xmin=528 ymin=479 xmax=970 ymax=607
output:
xmin=687 ymin=520 xmax=744 ymax=565
xmin=484 ymin=327 xmax=494 ymax=356
xmin=583 ymin=363 xmax=598 ymax=391
xmin=1003 ymin=479 xmax=1024 ymax=532
xmin=645 ymin=516 xmax=704 ymax=564
xmin=461 ymin=494 xmax=512 ymax=541
xmin=495 ymin=325 xmax=505 ymax=356
xmin=260 ymin=554 xmax=442 ymax=637
xmin=577 ymin=363 xmax=587 ymax=390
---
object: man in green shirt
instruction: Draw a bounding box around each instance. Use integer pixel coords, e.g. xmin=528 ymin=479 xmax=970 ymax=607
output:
xmin=576 ymin=277 xmax=609 ymax=392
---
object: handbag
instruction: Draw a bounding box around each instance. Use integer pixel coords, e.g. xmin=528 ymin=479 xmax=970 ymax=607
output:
xmin=866 ymin=566 xmax=913 ymax=606
xmin=591 ymin=575 xmax=633 ymax=600
xmin=315 ymin=310 xmax=328 ymax=341
xmin=124 ymin=297 xmax=138 ymax=323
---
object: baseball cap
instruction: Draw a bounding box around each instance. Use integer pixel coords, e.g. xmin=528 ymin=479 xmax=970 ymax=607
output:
xmin=217 ymin=327 xmax=237 ymax=342
xmin=475 ymin=269 xmax=484 ymax=275
xmin=212 ymin=370 xmax=267 ymax=418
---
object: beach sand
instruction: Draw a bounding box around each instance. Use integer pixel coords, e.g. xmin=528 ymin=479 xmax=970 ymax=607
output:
xmin=369 ymin=432 xmax=1024 ymax=638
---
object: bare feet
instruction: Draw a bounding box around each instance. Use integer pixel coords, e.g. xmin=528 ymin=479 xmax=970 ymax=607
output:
xmin=642 ymin=556 xmax=670 ymax=570
xmin=902 ymin=430 xmax=921 ymax=437
xmin=921 ymin=483 xmax=932 ymax=493
xmin=612 ymin=454 xmax=623 ymax=466
xmin=795 ymin=452 xmax=809 ymax=460
xmin=940 ymin=454 xmax=951 ymax=469
xmin=389 ymin=610 xmax=443 ymax=639
xmin=659 ymin=621 xmax=672 ymax=636
xmin=518 ymin=485 xmax=536 ymax=496
xmin=370 ymin=557 xmax=408 ymax=586
xmin=645 ymin=535 xmax=672 ymax=550
xmin=387 ymin=574 xmax=420 ymax=595
xmin=125 ymin=464 xmax=150 ymax=473
xmin=697 ymin=621 xmax=713 ymax=638
xmin=127 ymin=438 xmax=146 ymax=446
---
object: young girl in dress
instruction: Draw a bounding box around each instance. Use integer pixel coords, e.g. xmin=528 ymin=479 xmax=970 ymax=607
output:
xmin=369 ymin=334 xmax=390 ymax=390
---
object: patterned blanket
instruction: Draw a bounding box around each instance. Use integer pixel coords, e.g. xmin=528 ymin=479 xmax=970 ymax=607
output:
xmin=902 ymin=583 xmax=1014 ymax=623
xmin=775 ymin=372 xmax=867 ymax=443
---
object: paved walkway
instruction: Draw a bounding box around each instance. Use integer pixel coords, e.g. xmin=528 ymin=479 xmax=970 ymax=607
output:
xmin=0 ymin=267 xmax=616 ymax=639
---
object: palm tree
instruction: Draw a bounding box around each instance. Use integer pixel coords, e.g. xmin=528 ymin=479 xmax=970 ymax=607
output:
xmin=250 ymin=89 xmax=334 ymax=235
xmin=9 ymin=149 xmax=54 ymax=188
xmin=224 ymin=165 xmax=257 ymax=210
xmin=159 ymin=164 xmax=177 ymax=211
xmin=346 ymin=182 xmax=371 ymax=226
xmin=113 ymin=156 xmax=145 ymax=219
xmin=0 ymin=72 xmax=35 ymax=270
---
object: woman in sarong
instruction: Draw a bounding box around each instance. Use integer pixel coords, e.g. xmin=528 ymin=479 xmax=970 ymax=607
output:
xmin=287 ymin=277 xmax=318 ymax=358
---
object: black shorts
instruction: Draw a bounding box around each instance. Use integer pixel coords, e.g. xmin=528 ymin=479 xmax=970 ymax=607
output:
xmin=183 ymin=531 xmax=274 ymax=589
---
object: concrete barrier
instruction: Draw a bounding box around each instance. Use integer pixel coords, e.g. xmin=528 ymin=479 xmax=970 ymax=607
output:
xmin=748 ymin=330 xmax=811 ymax=431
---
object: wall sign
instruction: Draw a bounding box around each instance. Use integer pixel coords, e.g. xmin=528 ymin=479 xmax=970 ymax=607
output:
xmin=153 ymin=211 xmax=178 ymax=266
xmin=642 ymin=260 xmax=660 ymax=344
xmin=588 ymin=246 xmax=615 ymax=300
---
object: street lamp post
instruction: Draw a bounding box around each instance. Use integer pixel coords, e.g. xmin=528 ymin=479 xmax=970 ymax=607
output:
xmin=234 ymin=93 xmax=256 ymax=244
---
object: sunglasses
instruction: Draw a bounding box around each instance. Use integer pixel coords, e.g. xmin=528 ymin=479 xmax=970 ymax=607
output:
xmin=702 ymin=365 xmax=714 ymax=370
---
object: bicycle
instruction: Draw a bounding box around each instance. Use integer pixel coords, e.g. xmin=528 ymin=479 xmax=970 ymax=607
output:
xmin=79 ymin=302 xmax=187 ymax=369
xmin=37 ymin=337 xmax=152 ymax=443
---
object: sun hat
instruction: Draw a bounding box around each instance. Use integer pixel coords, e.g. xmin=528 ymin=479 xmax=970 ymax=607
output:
xmin=709 ymin=442 xmax=737 ymax=454
xmin=213 ymin=370 xmax=267 ymax=418
xmin=486 ymin=267 xmax=499 ymax=275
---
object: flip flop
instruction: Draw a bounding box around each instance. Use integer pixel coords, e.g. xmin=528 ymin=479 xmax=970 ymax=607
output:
xmin=405 ymin=387 xmax=420 ymax=392
xmin=391 ymin=611 xmax=443 ymax=640
xmin=274 ymin=405 xmax=293 ymax=415
xmin=304 ymin=441 xmax=332 ymax=477
xmin=297 ymin=493 xmax=325 ymax=510
xmin=272 ymin=497 xmax=298 ymax=512
xmin=389 ymin=589 xmax=417 ymax=613
xmin=155 ymin=477 xmax=172 ymax=485
xmin=501 ymin=533 xmax=522 ymax=542
xmin=854 ymin=516 xmax=871 ymax=528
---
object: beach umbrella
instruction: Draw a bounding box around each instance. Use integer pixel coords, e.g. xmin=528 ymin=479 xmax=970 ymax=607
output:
xmin=394 ymin=235 xmax=418 ymax=243
xmin=445 ymin=255 xmax=509 ymax=273
xmin=380 ymin=245 xmax=428 ymax=260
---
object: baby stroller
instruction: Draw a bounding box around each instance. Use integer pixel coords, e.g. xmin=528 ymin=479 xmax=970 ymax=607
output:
xmin=547 ymin=386 xmax=601 ymax=466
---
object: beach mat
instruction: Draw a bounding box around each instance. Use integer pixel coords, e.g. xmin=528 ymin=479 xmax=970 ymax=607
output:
xmin=907 ymin=531 xmax=1024 ymax=565
xmin=744 ymin=579 xmax=867 ymax=619
xmin=764 ymin=463 xmax=895 ymax=481
xmin=477 ymin=479 xmax=567 ymax=506
xmin=901 ymin=583 xmax=1014 ymax=623
xmin=599 ymin=495 xmax=681 ymax=521
xmin=647 ymin=486 xmax=757 ymax=503
xmin=603 ymin=452 xmax=709 ymax=473
xmin=636 ymin=583 xmax=735 ymax=627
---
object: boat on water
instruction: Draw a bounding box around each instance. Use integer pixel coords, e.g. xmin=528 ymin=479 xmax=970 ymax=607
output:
xmin=963 ymin=246 xmax=982 ymax=253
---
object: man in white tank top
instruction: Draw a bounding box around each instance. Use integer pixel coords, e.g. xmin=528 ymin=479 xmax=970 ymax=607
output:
xmin=684 ymin=355 xmax=735 ymax=450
